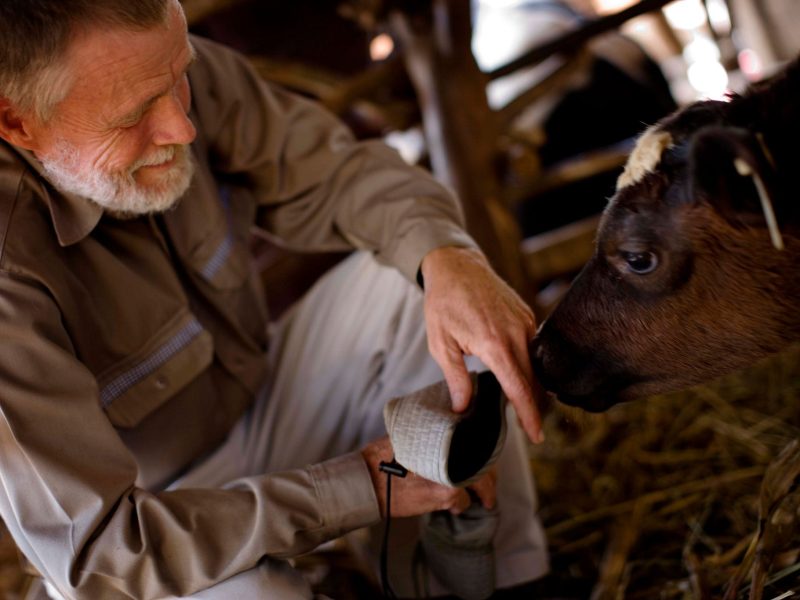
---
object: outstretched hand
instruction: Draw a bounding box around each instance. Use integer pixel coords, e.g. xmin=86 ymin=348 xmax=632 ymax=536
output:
xmin=420 ymin=246 xmax=545 ymax=444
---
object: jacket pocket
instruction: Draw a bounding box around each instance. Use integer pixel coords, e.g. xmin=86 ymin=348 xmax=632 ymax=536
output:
xmin=98 ymin=310 xmax=214 ymax=428
xmin=180 ymin=185 xmax=253 ymax=291
xmin=189 ymin=228 xmax=251 ymax=290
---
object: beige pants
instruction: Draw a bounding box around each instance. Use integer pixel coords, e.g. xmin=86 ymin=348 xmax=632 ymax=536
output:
xmin=48 ymin=252 xmax=549 ymax=599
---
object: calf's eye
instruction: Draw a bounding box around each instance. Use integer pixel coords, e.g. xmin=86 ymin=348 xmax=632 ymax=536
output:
xmin=621 ymin=250 xmax=658 ymax=274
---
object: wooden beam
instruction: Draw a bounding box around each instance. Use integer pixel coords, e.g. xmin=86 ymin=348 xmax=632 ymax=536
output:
xmin=506 ymin=138 xmax=635 ymax=206
xmin=487 ymin=0 xmax=677 ymax=80
xmin=387 ymin=0 xmax=531 ymax=293
xmin=521 ymin=215 xmax=600 ymax=285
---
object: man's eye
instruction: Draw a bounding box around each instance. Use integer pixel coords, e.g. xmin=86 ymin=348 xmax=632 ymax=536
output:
xmin=620 ymin=250 xmax=658 ymax=275
xmin=117 ymin=110 xmax=145 ymax=129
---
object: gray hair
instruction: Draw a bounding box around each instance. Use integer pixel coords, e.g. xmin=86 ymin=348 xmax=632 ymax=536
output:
xmin=0 ymin=0 xmax=172 ymax=122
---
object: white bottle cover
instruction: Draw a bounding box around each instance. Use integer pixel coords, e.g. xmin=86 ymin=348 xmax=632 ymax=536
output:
xmin=383 ymin=370 xmax=507 ymax=487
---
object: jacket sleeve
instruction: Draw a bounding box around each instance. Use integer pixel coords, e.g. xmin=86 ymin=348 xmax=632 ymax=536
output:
xmin=188 ymin=35 xmax=478 ymax=282
xmin=0 ymin=273 xmax=380 ymax=599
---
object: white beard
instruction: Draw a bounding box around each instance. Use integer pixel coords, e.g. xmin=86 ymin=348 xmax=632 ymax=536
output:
xmin=41 ymin=141 xmax=195 ymax=217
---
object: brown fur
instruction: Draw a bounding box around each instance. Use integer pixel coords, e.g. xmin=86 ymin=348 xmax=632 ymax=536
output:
xmin=532 ymin=58 xmax=800 ymax=412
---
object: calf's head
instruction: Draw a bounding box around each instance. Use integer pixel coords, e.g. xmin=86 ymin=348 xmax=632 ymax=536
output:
xmin=532 ymin=60 xmax=800 ymax=412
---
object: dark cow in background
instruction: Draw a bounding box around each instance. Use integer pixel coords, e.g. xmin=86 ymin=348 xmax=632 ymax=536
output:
xmin=532 ymin=57 xmax=800 ymax=413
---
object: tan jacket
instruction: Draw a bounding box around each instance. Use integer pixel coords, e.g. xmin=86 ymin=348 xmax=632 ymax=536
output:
xmin=0 ymin=36 xmax=474 ymax=598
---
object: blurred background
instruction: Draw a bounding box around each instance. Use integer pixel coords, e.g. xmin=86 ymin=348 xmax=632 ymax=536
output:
xmin=5 ymin=1 xmax=800 ymax=598
xmin=182 ymin=0 xmax=800 ymax=319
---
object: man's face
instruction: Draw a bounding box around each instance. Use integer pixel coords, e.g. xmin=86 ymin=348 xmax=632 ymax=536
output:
xmin=31 ymin=1 xmax=197 ymax=216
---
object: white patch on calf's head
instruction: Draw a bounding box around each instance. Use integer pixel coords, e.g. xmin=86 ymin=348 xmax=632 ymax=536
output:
xmin=617 ymin=129 xmax=674 ymax=190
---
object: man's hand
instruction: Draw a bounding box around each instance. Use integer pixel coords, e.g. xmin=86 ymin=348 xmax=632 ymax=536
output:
xmin=420 ymin=246 xmax=545 ymax=443
xmin=362 ymin=436 xmax=495 ymax=518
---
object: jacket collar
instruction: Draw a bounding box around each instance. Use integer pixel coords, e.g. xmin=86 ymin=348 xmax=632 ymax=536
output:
xmin=12 ymin=145 xmax=104 ymax=247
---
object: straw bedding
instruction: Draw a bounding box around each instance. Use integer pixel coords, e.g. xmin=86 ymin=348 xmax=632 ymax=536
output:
xmin=533 ymin=342 xmax=800 ymax=599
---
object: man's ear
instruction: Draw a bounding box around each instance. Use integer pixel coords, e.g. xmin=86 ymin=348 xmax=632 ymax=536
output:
xmin=686 ymin=125 xmax=781 ymax=229
xmin=0 ymin=98 xmax=40 ymax=150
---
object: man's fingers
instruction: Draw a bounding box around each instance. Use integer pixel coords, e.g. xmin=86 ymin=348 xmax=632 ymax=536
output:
xmin=364 ymin=437 xmax=485 ymax=518
xmin=469 ymin=469 xmax=497 ymax=509
xmin=482 ymin=346 xmax=543 ymax=443
xmin=508 ymin=391 xmax=542 ymax=443
xmin=510 ymin=334 xmax=545 ymax=443
xmin=529 ymin=373 xmax=548 ymax=440
xmin=448 ymin=489 xmax=471 ymax=514
xmin=437 ymin=345 xmax=472 ymax=412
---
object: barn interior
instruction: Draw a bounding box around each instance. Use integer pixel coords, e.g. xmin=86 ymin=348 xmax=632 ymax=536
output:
xmin=2 ymin=1 xmax=799 ymax=598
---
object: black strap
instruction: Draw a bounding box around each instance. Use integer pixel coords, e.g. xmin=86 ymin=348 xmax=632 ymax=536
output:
xmin=379 ymin=458 xmax=408 ymax=599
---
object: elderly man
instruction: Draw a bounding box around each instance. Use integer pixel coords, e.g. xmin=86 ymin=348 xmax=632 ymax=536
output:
xmin=0 ymin=1 xmax=548 ymax=598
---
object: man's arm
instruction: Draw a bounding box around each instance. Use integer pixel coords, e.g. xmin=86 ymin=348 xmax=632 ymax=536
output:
xmin=189 ymin=36 xmax=544 ymax=442
xmin=0 ymin=273 xmax=382 ymax=598
xmin=189 ymin=35 xmax=477 ymax=284
xmin=0 ymin=269 xmax=491 ymax=598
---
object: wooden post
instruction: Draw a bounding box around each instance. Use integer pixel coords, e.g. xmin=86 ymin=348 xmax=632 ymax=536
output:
xmin=388 ymin=0 xmax=530 ymax=293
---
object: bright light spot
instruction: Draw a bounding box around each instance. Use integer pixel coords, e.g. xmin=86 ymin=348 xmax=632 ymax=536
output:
xmin=738 ymin=48 xmax=764 ymax=80
xmin=370 ymin=33 xmax=394 ymax=62
xmin=384 ymin=129 xmax=426 ymax=165
xmin=479 ymin=0 xmax=527 ymax=7
xmin=683 ymin=35 xmax=720 ymax=63
xmin=472 ymin=6 xmax=536 ymax=71
xmin=664 ymin=0 xmax=707 ymax=30
xmin=687 ymin=60 xmax=729 ymax=98
xmin=624 ymin=17 xmax=652 ymax=35
xmin=591 ymin=0 xmax=637 ymax=15
xmin=706 ymin=0 xmax=731 ymax=33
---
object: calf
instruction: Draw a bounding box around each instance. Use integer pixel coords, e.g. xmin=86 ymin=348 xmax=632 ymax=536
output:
xmin=532 ymin=57 xmax=800 ymax=412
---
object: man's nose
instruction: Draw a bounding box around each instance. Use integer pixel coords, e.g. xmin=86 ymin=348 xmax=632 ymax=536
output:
xmin=151 ymin=95 xmax=196 ymax=147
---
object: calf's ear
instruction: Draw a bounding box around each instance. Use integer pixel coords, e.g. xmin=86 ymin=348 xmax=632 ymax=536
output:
xmin=687 ymin=125 xmax=782 ymax=236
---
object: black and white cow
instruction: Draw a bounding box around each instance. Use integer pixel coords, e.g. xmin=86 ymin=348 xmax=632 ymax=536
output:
xmin=532 ymin=57 xmax=800 ymax=412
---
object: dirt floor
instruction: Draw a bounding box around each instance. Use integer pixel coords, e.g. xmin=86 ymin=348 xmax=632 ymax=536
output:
xmin=1 ymin=344 xmax=798 ymax=599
